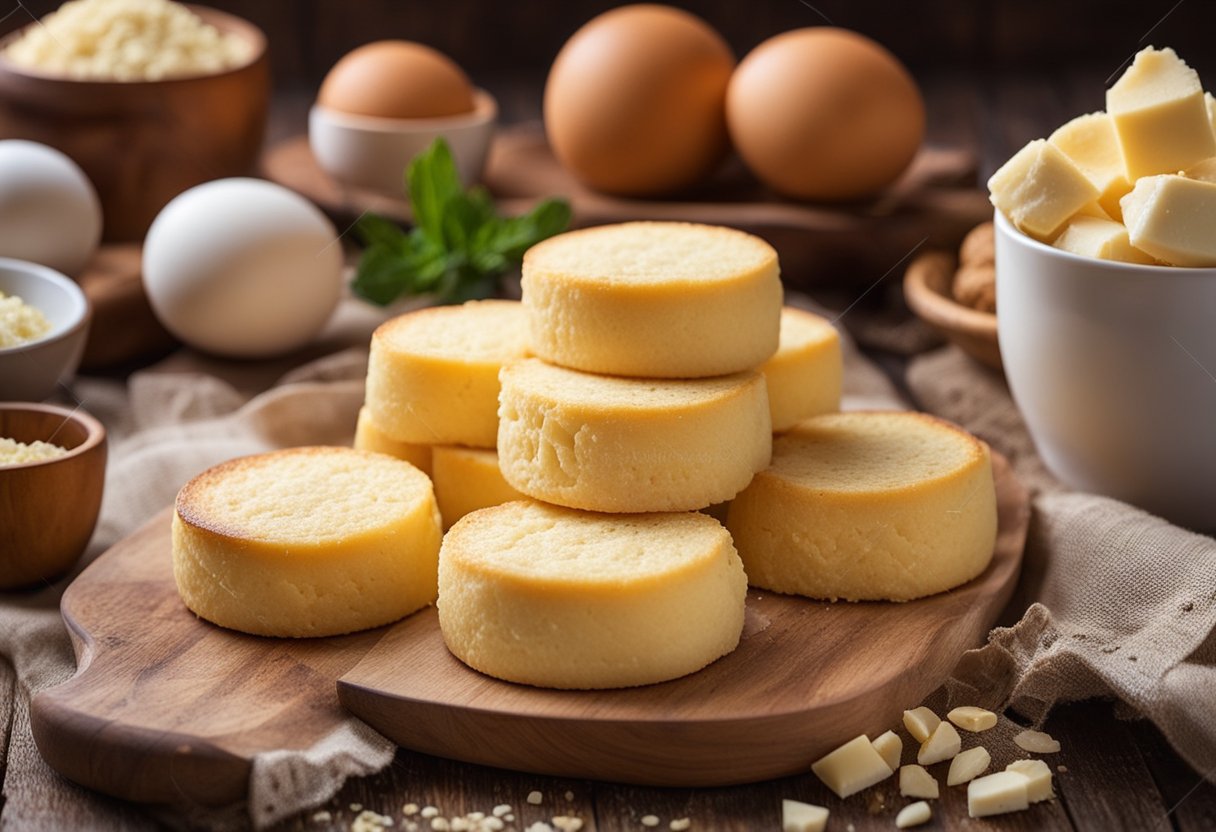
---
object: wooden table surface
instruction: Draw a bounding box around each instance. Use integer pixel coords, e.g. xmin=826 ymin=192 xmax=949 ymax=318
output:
xmin=3 ymin=72 xmax=1215 ymax=831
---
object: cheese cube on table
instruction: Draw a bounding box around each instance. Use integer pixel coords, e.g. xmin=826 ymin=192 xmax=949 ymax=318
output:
xmin=1053 ymin=216 xmax=1155 ymax=264
xmin=871 ymin=730 xmax=903 ymax=771
xmin=968 ymin=771 xmax=1030 ymax=818
xmin=899 ymin=764 xmax=940 ymax=799
xmin=917 ymin=721 xmax=962 ymax=765
xmin=1107 ymin=47 xmax=1216 ymax=179
xmin=1121 ymin=174 xmax=1216 ymax=266
xmin=947 ymin=745 xmax=991 ymax=786
xmin=947 ymin=706 xmax=998 ymax=733
xmin=988 ymin=139 xmax=1099 ymax=242
xmin=1049 ymin=112 xmax=1134 ymax=220
xmin=1006 ymin=759 xmax=1056 ymax=803
xmin=781 ymin=800 xmax=828 ymax=832
xmin=810 ymin=735 xmax=894 ymax=798
xmin=902 ymin=706 xmax=941 ymax=743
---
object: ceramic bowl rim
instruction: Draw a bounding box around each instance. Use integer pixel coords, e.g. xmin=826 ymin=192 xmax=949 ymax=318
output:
xmin=310 ymin=89 xmax=499 ymax=134
xmin=993 ymin=209 xmax=1216 ymax=279
xmin=0 ymin=257 xmax=90 ymax=359
xmin=0 ymin=401 xmax=105 ymax=472
xmin=0 ymin=4 xmax=267 ymax=86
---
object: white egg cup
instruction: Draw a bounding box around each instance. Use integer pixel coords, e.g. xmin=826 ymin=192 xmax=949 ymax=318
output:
xmin=309 ymin=89 xmax=497 ymax=194
xmin=0 ymin=257 xmax=90 ymax=401
xmin=995 ymin=210 xmax=1216 ymax=532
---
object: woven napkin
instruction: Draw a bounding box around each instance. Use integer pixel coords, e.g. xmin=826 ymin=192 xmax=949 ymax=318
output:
xmin=909 ymin=346 xmax=1216 ymax=783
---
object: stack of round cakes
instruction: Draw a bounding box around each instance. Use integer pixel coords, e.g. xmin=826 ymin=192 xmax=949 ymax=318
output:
xmin=170 ymin=221 xmax=998 ymax=694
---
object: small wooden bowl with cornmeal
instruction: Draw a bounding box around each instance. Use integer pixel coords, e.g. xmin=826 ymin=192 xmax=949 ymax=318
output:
xmin=0 ymin=402 xmax=106 ymax=589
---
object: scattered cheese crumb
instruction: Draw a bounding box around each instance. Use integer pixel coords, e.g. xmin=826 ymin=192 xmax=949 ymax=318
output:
xmin=902 ymin=707 xmax=941 ymax=743
xmin=450 ymin=819 xmax=469 ymax=832
xmin=641 ymin=816 xmax=660 ymax=828
xmin=421 ymin=808 xmax=440 ymax=819
xmin=430 ymin=819 xmax=450 ymax=832
xmin=525 ymin=823 xmax=554 ymax=832
xmin=551 ymin=816 xmax=583 ymax=831
xmin=351 ymin=804 xmax=365 ymax=813
xmin=895 ymin=801 xmax=932 ymax=828
xmin=781 ymin=799 xmax=828 ymax=832
xmin=1014 ymin=729 xmax=1061 ymax=754
xmin=947 ymin=746 xmax=991 ymax=786
xmin=1058 ymin=765 xmax=1068 ymax=773
xmin=312 ymin=811 xmax=333 ymax=823
xmin=351 ymin=810 xmax=396 ymax=832
xmin=917 ymin=722 xmax=962 ymax=766
xmin=670 ymin=819 xmax=691 ymax=831
xmin=403 ymin=804 xmax=420 ymax=816
xmin=947 ymin=706 xmax=999 ymax=732
xmin=898 ymin=765 xmax=939 ymax=800
xmin=483 ymin=820 xmax=505 ymax=832
xmin=527 ymin=791 xmax=544 ymax=806
xmin=492 ymin=805 xmax=512 ymax=818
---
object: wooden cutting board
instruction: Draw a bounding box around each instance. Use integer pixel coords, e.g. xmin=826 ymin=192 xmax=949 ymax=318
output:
xmin=76 ymin=243 xmax=176 ymax=370
xmin=31 ymin=454 xmax=1028 ymax=803
xmin=260 ymin=125 xmax=993 ymax=288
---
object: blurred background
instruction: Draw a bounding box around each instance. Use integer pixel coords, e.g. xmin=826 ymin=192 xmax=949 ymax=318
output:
xmin=6 ymin=0 xmax=1216 ymax=177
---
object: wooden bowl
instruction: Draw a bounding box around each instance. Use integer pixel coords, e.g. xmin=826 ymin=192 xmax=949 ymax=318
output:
xmin=904 ymin=250 xmax=1002 ymax=370
xmin=0 ymin=6 xmax=269 ymax=242
xmin=0 ymin=403 xmax=106 ymax=589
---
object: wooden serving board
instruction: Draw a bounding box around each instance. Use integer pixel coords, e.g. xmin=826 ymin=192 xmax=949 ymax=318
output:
xmin=338 ymin=454 xmax=1029 ymax=786
xmin=31 ymin=455 xmax=1028 ymax=803
xmin=260 ymin=124 xmax=993 ymax=288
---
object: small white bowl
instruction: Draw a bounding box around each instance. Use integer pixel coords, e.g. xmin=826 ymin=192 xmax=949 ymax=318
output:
xmin=995 ymin=210 xmax=1216 ymax=532
xmin=309 ymin=89 xmax=497 ymax=194
xmin=0 ymin=258 xmax=91 ymax=401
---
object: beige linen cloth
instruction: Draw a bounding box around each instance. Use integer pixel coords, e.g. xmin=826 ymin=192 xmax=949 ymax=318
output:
xmin=1 ymin=294 xmax=1213 ymax=829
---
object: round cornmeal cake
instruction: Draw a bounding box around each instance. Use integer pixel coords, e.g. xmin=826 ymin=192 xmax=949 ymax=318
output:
xmin=431 ymin=445 xmax=523 ymax=530
xmin=522 ymin=221 xmax=783 ymax=378
xmin=354 ymin=406 xmax=432 ymax=475
xmin=497 ymin=359 xmax=772 ymax=512
xmin=727 ymin=411 xmax=997 ymax=602
xmin=438 ymin=500 xmax=748 ymax=689
xmin=172 ymin=446 xmax=442 ymax=637
xmin=762 ymin=307 xmax=843 ymax=432
xmin=364 ymin=299 xmax=529 ymax=448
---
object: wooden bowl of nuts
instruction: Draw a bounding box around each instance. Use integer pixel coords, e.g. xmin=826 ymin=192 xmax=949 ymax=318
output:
xmin=903 ymin=221 xmax=1001 ymax=370
xmin=0 ymin=3 xmax=269 ymax=241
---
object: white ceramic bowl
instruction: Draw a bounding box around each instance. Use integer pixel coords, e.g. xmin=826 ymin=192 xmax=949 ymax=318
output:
xmin=995 ymin=210 xmax=1216 ymax=532
xmin=309 ymin=89 xmax=497 ymax=194
xmin=0 ymin=258 xmax=90 ymax=401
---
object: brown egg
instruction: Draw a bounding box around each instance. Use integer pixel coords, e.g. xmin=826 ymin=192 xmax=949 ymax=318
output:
xmin=318 ymin=41 xmax=475 ymax=119
xmin=727 ymin=28 xmax=925 ymax=201
xmin=544 ymin=5 xmax=735 ymax=196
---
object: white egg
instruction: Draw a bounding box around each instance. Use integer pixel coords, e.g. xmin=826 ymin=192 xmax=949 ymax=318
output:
xmin=0 ymin=140 xmax=102 ymax=276
xmin=142 ymin=178 xmax=344 ymax=358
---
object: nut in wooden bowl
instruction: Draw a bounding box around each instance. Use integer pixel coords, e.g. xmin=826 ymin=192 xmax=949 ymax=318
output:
xmin=0 ymin=403 xmax=106 ymax=589
xmin=903 ymin=223 xmax=1001 ymax=370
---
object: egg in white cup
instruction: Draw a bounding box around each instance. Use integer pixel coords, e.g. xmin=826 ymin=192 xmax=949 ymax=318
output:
xmin=309 ymin=89 xmax=497 ymax=194
xmin=994 ymin=210 xmax=1216 ymax=532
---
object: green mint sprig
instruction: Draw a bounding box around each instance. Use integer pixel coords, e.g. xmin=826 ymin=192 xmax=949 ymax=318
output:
xmin=351 ymin=138 xmax=571 ymax=305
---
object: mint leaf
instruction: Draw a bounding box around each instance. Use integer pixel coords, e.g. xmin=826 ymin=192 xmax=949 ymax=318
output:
xmin=407 ymin=139 xmax=462 ymax=242
xmin=351 ymin=138 xmax=571 ymax=306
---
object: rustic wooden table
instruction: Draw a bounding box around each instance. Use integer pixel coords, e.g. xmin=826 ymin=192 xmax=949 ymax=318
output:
xmin=265 ymin=72 xmax=1216 ymax=832
xmin=2 ymin=73 xmax=1214 ymax=831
